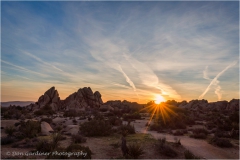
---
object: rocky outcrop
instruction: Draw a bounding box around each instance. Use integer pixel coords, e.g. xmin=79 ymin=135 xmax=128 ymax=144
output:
xmin=99 ymin=104 xmax=114 ymax=112
xmin=180 ymin=99 xmax=208 ymax=110
xmin=62 ymin=87 xmax=103 ymax=110
xmin=179 ymin=99 xmax=238 ymax=112
xmin=226 ymin=99 xmax=239 ymax=112
xmin=37 ymin=87 xmax=60 ymax=111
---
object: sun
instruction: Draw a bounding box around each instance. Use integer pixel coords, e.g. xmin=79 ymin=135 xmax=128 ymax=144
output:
xmin=154 ymin=94 xmax=165 ymax=104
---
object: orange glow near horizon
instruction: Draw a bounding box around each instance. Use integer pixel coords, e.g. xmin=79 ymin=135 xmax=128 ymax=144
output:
xmin=154 ymin=94 xmax=165 ymax=104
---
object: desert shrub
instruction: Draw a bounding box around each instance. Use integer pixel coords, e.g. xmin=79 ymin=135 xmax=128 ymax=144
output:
xmin=184 ymin=150 xmax=200 ymax=159
xmin=36 ymin=139 xmax=52 ymax=152
xmin=36 ymin=133 xmax=63 ymax=152
xmin=127 ymin=143 xmax=144 ymax=159
xmin=209 ymin=137 xmax=233 ymax=148
xmin=118 ymin=124 xmax=135 ymax=134
xmin=72 ymin=134 xmax=87 ymax=143
xmin=1 ymin=136 xmax=16 ymax=145
xmin=14 ymin=122 xmax=21 ymax=127
xmin=51 ymin=133 xmax=62 ymax=150
xmin=218 ymin=123 xmax=232 ymax=131
xmin=63 ymin=109 xmax=83 ymax=117
xmin=72 ymin=119 xmax=78 ymax=124
xmin=190 ymin=133 xmax=207 ymax=139
xmin=5 ymin=126 xmax=16 ymax=136
xmin=109 ymin=116 xmax=122 ymax=126
xmin=190 ymin=128 xmax=208 ymax=139
xmin=41 ymin=118 xmax=52 ymax=124
xmin=173 ymin=130 xmax=184 ymax=136
xmin=34 ymin=105 xmax=55 ymax=116
xmin=156 ymin=138 xmax=177 ymax=157
xmin=80 ymin=119 xmax=112 ymax=136
xmin=123 ymin=112 xmax=141 ymax=120
xmin=205 ymin=122 xmax=216 ymax=130
xmin=19 ymin=120 xmax=41 ymax=138
xmin=55 ymin=126 xmax=62 ymax=132
xmin=78 ymin=116 xmax=87 ymax=120
xmin=110 ymin=142 xmax=120 ymax=148
xmin=214 ymin=130 xmax=231 ymax=138
xmin=150 ymin=123 xmax=161 ymax=131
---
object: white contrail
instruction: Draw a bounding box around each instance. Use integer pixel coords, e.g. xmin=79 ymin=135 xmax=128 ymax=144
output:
xmin=203 ymin=66 xmax=222 ymax=100
xmin=118 ymin=65 xmax=136 ymax=92
xmin=118 ymin=65 xmax=139 ymax=101
xmin=199 ymin=61 xmax=238 ymax=100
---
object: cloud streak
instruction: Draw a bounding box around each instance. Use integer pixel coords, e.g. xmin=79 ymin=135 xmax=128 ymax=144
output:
xmin=123 ymin=53 xmax=181 ymax=100
xmin=1 ymin=60 xmax=47 ymax=77
xmin=199 ymin=61 xmax=238 ymax=100
xmin=21 ymin=50 xmax=63 ymax=72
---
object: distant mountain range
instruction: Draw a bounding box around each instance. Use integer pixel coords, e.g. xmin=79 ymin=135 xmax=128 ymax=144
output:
xmin=0 ymin=101 xmax=34 ymax=107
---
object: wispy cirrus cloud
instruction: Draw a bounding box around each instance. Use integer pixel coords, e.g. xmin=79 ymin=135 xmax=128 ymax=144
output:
xmin=21 ymin=50 xmax=63 ymax=72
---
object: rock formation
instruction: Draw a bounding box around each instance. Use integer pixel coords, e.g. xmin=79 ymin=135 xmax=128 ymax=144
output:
xmin=37 ymin=86 xmax=60 ymax=111
xmin=179 ymin=99 xmax=239 ymax=112
xmin=62 ymin=87 xmax=103 ymax=111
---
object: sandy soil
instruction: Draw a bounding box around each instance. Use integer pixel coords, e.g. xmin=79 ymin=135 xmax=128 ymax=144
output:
xmin=131 ymin=119 xmax=239 ymax=159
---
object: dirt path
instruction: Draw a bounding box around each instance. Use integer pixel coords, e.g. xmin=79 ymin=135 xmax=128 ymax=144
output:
xmin=131 ymin=119 xmax=239 ymax=159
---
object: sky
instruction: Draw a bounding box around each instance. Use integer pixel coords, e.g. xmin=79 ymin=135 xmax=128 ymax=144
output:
xmin=1 ymin=1 xmax=239 ymax=104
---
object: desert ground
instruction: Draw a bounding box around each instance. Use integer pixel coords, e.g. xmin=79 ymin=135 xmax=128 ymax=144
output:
xmin=1 ymin=113 xmax=239 ymax=159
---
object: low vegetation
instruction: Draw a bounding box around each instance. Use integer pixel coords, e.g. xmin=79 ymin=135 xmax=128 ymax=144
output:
xmin=80 ymin=119 xmax=112 ymax=137
xmin=127 ymin=143 xmax=144 ymax=159
xmin=209 ymin=137 xmax=233 ymax=148
xmin=190 ymin=128 xmax=208 ymax=139
xmin=118 ymin=124 xmax=136 ymax=134
xmin=156 ymin=137 xmax=178 ymax=157
xmin=19 ymin=120 xmax=41 ymax=138
xmin=5 ymin=126 xmax=16 ymax=137
xmin=34 ymin=105 xmax=55 ymax=116
xmin=184 ymin=150 xmax=200 ymax=159
xmin=72 ymin=134 xmax=87 ymax=143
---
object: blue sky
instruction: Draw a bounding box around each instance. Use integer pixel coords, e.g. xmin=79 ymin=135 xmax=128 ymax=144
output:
xmin=1 ymin=1 xmax=239 ymax=103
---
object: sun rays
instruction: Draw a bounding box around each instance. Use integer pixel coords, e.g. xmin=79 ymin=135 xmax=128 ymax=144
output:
xmin=140 ymin=101 xmax=178 ymax=133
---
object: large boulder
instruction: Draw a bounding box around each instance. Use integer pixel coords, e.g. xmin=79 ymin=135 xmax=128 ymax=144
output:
xmin=41 ymin=121 xmax=54 ymax=136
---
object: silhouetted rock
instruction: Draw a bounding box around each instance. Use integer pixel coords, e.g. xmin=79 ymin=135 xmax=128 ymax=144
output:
xmin=62 ymin=87 xmax=103 ymax=110
xmin=227 ymin=99 xmax=239 ymax=112
xmin=37 ymin=86 xmax=60 ymax=111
